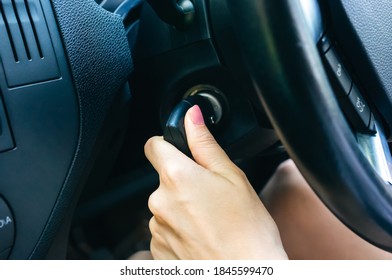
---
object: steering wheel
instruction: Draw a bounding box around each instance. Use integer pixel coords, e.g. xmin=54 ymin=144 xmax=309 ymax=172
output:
xmin=225 ymin=0 xmax=392 ymax=251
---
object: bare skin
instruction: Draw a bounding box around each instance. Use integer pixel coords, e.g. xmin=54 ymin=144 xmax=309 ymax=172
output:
xmin=142 ymin=105 xmax=392 ymax=260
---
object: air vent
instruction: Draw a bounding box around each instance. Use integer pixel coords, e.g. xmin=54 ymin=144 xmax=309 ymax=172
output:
xmin=0 ymin=0 xmax=59 ymax=88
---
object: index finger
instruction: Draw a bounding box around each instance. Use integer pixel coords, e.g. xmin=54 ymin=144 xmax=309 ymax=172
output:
xmin=144 ymin=136 xmax=197 ymax=175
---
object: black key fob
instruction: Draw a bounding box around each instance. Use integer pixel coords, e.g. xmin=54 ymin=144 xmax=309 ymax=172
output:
xmin=163 ymin=95 xmax=218 ymax=157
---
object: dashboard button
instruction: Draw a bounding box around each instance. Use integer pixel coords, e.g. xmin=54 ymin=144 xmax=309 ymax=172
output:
xmin=319 ymin=35 xmax=331 ymax=54
xmin=0 ymin=197 xmax=15 ymax=254
xmin=347 ymin=85 xmax=371 ymax=130
xmin=339 ymin=84 xmax=374 ymax=133
xmin=368 ymin=113 xmax=376 ymax=133
xmin=324 ymin=48 xmax=352 ymax=96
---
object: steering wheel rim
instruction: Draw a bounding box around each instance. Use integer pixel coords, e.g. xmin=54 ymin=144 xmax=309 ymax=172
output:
xmin=227 ymin=0 xmax=392 ymax=251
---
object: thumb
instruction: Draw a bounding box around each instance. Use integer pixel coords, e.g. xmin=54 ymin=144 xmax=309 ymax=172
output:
xmin=184 ymin=105 xmax=236 ymax=174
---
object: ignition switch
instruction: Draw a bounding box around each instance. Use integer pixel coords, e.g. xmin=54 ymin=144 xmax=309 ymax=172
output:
xmin=164 ymin=90 xmax=225 ymax=157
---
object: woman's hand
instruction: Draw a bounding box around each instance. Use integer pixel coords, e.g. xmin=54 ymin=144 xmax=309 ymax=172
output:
xmin=144 ymin=105 xmax=287 ymax=259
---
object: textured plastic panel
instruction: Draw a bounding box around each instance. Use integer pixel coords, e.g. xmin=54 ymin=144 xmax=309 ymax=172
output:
xmin=51 ymin=0 xmax=133 ymax=113
xmin=0 ymin=0 xmax=60 ymax=87
xmin=26 ymin=0 xmax=133 ymax=258
xmin=328 ymin=0 xmax=392 ymax=129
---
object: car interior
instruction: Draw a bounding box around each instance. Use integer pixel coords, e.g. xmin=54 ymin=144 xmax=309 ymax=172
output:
xmin=0 ymin=0 xmax=391 ymax=259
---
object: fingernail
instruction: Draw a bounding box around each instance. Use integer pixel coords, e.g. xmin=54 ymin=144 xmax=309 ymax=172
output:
xmin=189 ymin=105 xmax=205 ymax=125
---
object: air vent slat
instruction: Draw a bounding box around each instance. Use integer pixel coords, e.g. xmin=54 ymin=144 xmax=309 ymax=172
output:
xmin=0 ymin=2 xmax=18 ymax=61
xmin=24 ymin=0 xmax=43 ymax=58
xmin=1 ymin=0 xmax=29 ymax=61
xmin=12 ymin=0 xmax=31 ymax=60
